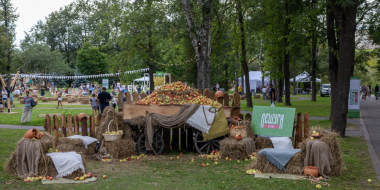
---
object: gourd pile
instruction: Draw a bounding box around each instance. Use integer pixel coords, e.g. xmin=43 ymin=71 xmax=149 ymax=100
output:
xmin=137 ymin=81 xmax=223 ymax=106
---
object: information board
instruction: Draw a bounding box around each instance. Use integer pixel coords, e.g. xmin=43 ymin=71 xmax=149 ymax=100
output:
xmin=251 ymin=106 xmax=296 ymax=137
xmin=102 ymin=79 xmax=109 ymax=89
xmin=348 ymin=77 xmax=360 ymax=118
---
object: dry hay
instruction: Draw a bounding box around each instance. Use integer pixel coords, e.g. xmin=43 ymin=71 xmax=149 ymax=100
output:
xmin=80 ymin=100 xmax=89 ymax=104
xmin=104 ymin=139 xmax=136 ymax=159
xmin=13 ymin=94 xmax=20 ymax=98
xmin=246 ymin=151 xmax=304 ymax=175
xmin=39 ymin=133 xmax=54 ymax=153
xmin=42 ymin=98 xmax=49 ymax=102
xmin=5 ymin=138 xmax=87 ymax=179
xmin=52 ymin=97 xmax=58 ymax=101
xmin=62 ymin=97 xmax=68 ymax=102
xmin=20 ymin=100 xmax=25 ymax=104
xmin=220 ymin=137 xmax=249 ymax=160
xmin=255 ymin=137 xmax=274 ymax=150
xmin=130 ymin=115 xmax=146 ymax=129
xmin=56 ymin=137 xmax=97 ymax=160
xmin=95 ymin=106 xmax=132 ymax=142
xmin=18 ymin=96 xmax=23 ymax=100
xmin=298 ymin=127 xmax=342 ymax=176
xmin=32 ymin=95 xmax=38 ymax=98
xmin=38 ymin=96 xmax=44 ymax=100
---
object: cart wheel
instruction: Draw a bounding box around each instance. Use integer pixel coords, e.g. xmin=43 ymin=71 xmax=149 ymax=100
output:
xmin=193 ymin=130 xmax=226 ymax=155
xmin=137 ymin=130 xmax=164 ymax=155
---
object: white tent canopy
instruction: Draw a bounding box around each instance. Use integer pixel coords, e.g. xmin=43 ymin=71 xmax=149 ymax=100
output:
xmin=133 ymin=76 xmax=150 ymax=92
xmin=238 ymin=71 xmax=270 ymax=93
xmin=290 ymin=71 xmax=321 ymax=82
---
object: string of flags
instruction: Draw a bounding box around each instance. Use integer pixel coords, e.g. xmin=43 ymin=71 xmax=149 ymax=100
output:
xmin=148 ymin=57 xmax=196 ymax=66
xmin=1 ymin=68 xmax=149 ymax=80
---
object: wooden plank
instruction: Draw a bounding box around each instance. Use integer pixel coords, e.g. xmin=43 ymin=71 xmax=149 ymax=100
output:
xmin=123 ymin=104 xmax=182 ymax=120
xmin=45 ymin=114 xmax=51 ymax=133
xmin=296 ymin=112 xmax=303 ymax=148
xmin=90 ymin=114 xmax=95 ymax=137
xmin=60 ymin=115 xmax=66 ymax=137
xmin=81 ymin=117 xmax=88 ymax=136
xmin=126 ymin=92 xmax=132 ymax=104
xmin=304 ymin=112 xmax=309 ymax=139
xmin=53 ymin=115 xmax=59 ymax=147
xmin=180 ymin=128 xmax=186 ymax=150
xmin=203 ymin=88 xmax=210 ymax=98
xmin=187 ymin=128 xmax=194 ymax=150
xmin=162 ymin=128 xmax=171 ymax=150
xmin=197 ymin=89 xmax=202 ymax=95
xmin=172 ymin=128 xmax=179 ymax=150
xmin=141 ymin=93 xmax=147 ymax=99
xmin=124 ymin=104 xmax=231 ymax=120
xmin=74 ymin=115 xmax=79 ymax=135
xmin=67 ymin=114 xmax=73 ymax=136
xmin=132 ymin=92 xmax=139 ymax=102
xmin=210 ymin=91 xmax=216 ymax=101
xmin=223 ymin=92 xmax=230 ymax=107
xmin=217 ymin=97 xmax=224 ymax=104
xmin=245 ymin=113 xmax=252 ymax=122
xmin=118 ymin=93 xmax=124 ymax=112
xmin=38 ymin=114 xmax=95 ymax=119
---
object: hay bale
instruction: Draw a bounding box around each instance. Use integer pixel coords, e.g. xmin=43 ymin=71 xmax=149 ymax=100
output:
xmin=68 ymin=98 xmax=74 ymax=103
xmin=13 ymin=94 xmax=20 ymax=98
xmin=220 ymin=137 xmax=249 ymax=160
xmin=42 ymin=98 xmax=49 ymax=102
xmin=247 ymin=151 xmax=304 ymax=175
xmin=56 ymin=137 xmax=97 ymax=160
xmin=20 ymin=100 xmax=25 ymax=104
xmin=96 ymin=106 xmax=132 ymax=142
xmin=4 ymin=152 xmax=17 ymax=176
xmin=80 ymin=100 xmax=89 ymax=104
xmin=52 ymin=97 xmax=58 ymax=101
xmin=62 ymin=97 xmax=68 ymax=102
xmin=38 ymin=97 xmax=44 ymax=100
xmin=255 ymin=137 xmax=274 ymax=150
xmin=104 ymin=139 xmax=136 ymax=159
xmin=32 ymin=95 xmax=38 ymax=98
xmin=39 ymin=133 xmax=54 ymax=153
xmin=299 ymin=127 xmax=342 ymax=176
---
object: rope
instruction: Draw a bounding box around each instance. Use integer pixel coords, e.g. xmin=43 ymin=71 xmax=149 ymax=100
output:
xmin=306 ymin=174 xmax=330 ymax=186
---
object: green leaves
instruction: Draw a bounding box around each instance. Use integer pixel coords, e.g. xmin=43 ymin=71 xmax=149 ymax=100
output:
xmin=77 ymin=41 xmax=108 ymax=75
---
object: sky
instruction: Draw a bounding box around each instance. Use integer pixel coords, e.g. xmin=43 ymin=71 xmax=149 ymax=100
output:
xmin=13 ymin=0 xmax=75 ymax=46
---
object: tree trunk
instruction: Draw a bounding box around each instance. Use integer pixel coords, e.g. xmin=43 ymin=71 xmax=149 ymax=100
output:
xmin=327 ymin=4 xmax=338 ymax=121
xmin=259 ymin=39 xmax=264 ymax=88
xmin=311 ymin=34 xmax=317 ymax=102
xmin=330 ymin=0 xmax=358 ymax=136
xmin=284 ymin=1 xmax=291 ymax=106
xmin=234 ymin=51 xmax=239 ymax=92
xmin=237 ymin=0 xmax=252 ymax=107
xmin=148 ymin=26 xmax=155 ymax=92
xmin=181 ymin=0 xmax=213 ymax=90
xmin=293 ymin=56 xmax=297 ymax=95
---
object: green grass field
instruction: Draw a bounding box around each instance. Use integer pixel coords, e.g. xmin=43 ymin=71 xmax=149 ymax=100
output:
xmin=0 ymin=128 xmax=378 ymax=189
xmin=241 ymin=95 xmax=331 ymax=117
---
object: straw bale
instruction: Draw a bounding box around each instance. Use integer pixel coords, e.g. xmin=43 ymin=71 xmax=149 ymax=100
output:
xmin=56 ymin=137 xmax=97 ymax=160
xmin=52 ymin=97 xmax=58 ymax=101
xmin=220 ymin=137 xmax=249 ymax=160
xmin=104 ymin=139 xmax=136 ymax=159
xmin=255 ymin=137 xmax=274 ymax=150
xmin=38 ymin=132 xmax=54 ymax=153
xmin=299 ymin=127 xmax=342 ymax=176
xmin=247 ymin=151 xmax=304 ymax=175
xmin=95 ymin=106 xmax=132 ymax=142
xmin=62 ymin=97 xmax=68 ymax=102
xmin=38 ymin=97 xmax=44 ymax=100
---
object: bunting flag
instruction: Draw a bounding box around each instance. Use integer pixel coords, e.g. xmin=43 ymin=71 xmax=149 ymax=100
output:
xmin=2 ymin=68 xmax=149 ymax=80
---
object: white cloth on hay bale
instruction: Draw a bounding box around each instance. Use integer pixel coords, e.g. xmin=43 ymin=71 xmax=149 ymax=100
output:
xmin=259 ymin=135 xmax=293 ymax=149
xmin=68 ymin=135 xmax=99 ymax=149
xmin=46 ymin=152 xmax=85 ymax=178
xmin=186 ymin=105 xmax=217 ymax=134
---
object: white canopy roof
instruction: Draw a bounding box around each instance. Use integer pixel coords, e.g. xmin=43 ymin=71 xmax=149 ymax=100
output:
xmin=238 ymin=71 xmax=270 ymax=93
xmin=134 ymin=76 xmax=150 ymax=82
xmin=290 ymin=71 xmax=321 ymax=82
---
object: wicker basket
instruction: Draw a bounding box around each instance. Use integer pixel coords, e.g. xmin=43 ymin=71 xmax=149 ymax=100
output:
xmin=103 ymin=120 xmax=123 ymax=141
xmin=229 ymin=120 xmax=247 ymax=138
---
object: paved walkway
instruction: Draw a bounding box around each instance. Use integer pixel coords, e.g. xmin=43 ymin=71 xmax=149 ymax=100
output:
xmin=360 ymin=96 xmax=380 ymax=182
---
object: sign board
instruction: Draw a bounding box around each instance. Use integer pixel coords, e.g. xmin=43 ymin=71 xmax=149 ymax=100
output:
xmin=102 ymin=79 xmax=109 ymax=89
xmin=156 ymin=71 xmax=164 ymax=77
xmin=348 ymin=77 xmax=360 ymax=118
xmin=251 ymin=106 xmax=296 ymax=137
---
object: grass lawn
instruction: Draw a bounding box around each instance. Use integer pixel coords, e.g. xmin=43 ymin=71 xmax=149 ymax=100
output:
xmin=0 ymin=128 xmax=378 ymax=189
xmin=241 ymin=95 xmax=331 ymax=117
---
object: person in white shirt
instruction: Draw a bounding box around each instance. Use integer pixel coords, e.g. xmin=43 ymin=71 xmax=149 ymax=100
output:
xmin=262 ymin=87 xmax=267 ymax=100
xmin=111 ymin=96 xmax=117 ymax=109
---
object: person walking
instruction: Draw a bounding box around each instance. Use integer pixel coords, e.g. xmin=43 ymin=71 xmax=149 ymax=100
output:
xmin=238 ymin=85 xmax=243 ymax=95
xmin=2 ymin=88 xmax=8 ymax=109
xmin=368 ymin=85 xmax=372 ymax=98
xmin=269 ymin=84 xmax=276 ymax=106
xmin=90 ymin=94 xmax=99 ymax=116
xmin=137 ymin=86 xmax=141 ymax=95
xmin=362 ymin=85 xmax=367 ymax=100
xmin=375 ymin=84 xmax=379 ymax=99
xmin=112 ymin=89 xmax=117 ymax=96
xmin=111 ymin=96 xmax=117 ymax=109
xmin=98 ymin=87 xmax=112 ymax=113
xmin=216 ymin=83 xmax=219 ymax=91
xmin=21 ymin=90 xmax=34 ymax=123
xmin=57 ymin=90 xmax=63 ymax=109
xmin=262 ymin=87 xmax=267 ymax=100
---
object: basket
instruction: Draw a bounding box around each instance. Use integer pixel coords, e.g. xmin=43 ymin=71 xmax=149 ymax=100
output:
xmin=103 ymin=120 xmax=123 ymax=142
xmin=229 ymin=120 xmax=247 ymax=138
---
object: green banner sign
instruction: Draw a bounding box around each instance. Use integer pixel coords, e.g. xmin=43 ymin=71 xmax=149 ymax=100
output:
xmin=251 ymin=106 xmax=296 ymax=137
xmin=156 ymin=71 xmax=164 ymax=77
